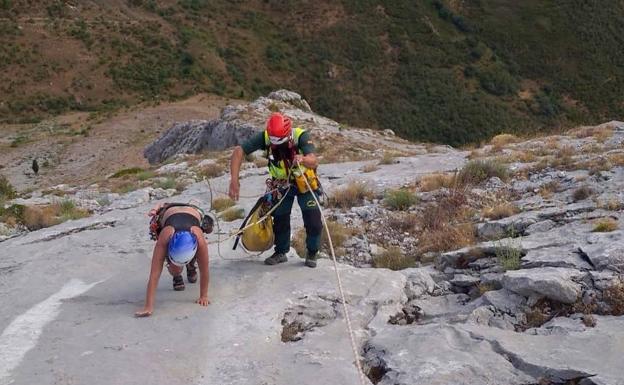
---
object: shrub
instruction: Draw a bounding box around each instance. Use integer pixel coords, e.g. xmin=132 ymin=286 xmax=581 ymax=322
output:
xmin=603 ymin=282 xmax=624 ymax=316
xmin=456 ymin=160 xmax=509 ymax=186
xmin=22 ymin=206 xmax=58 ymax=230
xmin=361 ymin=163 xmax=379 ymax=173
xmin=292 ymin=220 xmax=351 ymax=257
xmin=490 ymin=134 xmax=519 ymax=150
xmin=111 ymin=167 xmax=144 ymax=178
xmin=417 ymin=191 xmax=476 ymax=253
xmin=219 ymin=207 xmax=245 ymax=222
xmin=378 ymin=152 xmax=396 ymax=165
xmin=383 ymin=189 xmax=418 ymax=211
xmin=572 ymin=185 xmax=594 ymax=202
xmin=329 ymin=182 xmax=374 ymax=209
xmin=55 ymin=200 xmax=89 ymax=221
xmin=592 ymin=218 xmax=619 ymax=232
xmin=482 ymin=203 xmax=520 ymax=220
xmin=0 ymin=174 xmax=16 ymax=200
xmin=136 ymin=171 xmax=155 ymax=181
xmin=154 ymin=177 xmax=176 ymax=190
xmin=373 ymin=247 xmax=415 ymax=270
xmin=198 ymin=163 xmax=226 ymax=179
xmin=212 ymin=196 xmax=235 ymax=212
xmin=495 ymin=239 xmax=522 ymax=271
xmin=387 ymin=212 xmax=419 ymax=233
xmin=419 ymin=173 xmax=455 ymax=192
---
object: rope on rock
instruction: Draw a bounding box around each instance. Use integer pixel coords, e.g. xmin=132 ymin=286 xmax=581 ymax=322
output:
xmin=295 ymin=162 xmax=368 ymax=385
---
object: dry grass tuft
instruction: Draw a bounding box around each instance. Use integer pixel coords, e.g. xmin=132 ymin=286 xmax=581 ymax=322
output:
xmin=592 ymin=218 xmax=619 ymax=232
xmin=384 ymin=189 xmax=418 ymax=211
xmin=212 ymin=196 xmax=235 ymax=212
xmin=361 ymin=163 xmax=379 ymax=173
xmin=603 ymin=282 xmax=624 ymax=316
xmin=198 ymin=163 xmax=227 ymax=179
xmin=329 ymin=182 xmax=374 ymax=209
xmin=387 ymin=212 xmax=419 ymax=233
xmin=419 ymin=173 xmax=456 ymax=192
xmin=218 ymin=207 xmax=245 ymax=222
xmin=456 ymin=160 xmax=509 ymax=186
xmin=572 ymin=185 xmax=594 ymax=202
xmin=598 ymin=198 xmax=624 ymax=211
xmin=607 ymin=152 xmax=624 ymax=167
xmin=378 ymin=151 xmax=396 ymax=165
xmin=482 ymin=202 xmax=520 ymax=220
xmin=538 ymin=180 xmax=560 ymax=199
xmin=292 ymin=220 xmax=353 ymax=258
xmin=417 ymin=191 xmax=476 ymax=253
xmin=372 ymin=247 xmax=415 ymax=270
xmin=21 ymin=200 xmax=89 ymax=230
xmin=490 ymin=134 xmax=519 ymax=151
xmin=571 ymin=125 xmax=614 ymax=142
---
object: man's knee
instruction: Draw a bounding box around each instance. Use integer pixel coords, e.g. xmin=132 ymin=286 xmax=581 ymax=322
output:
xmin=302 ymin=210 xmax=322 ymax=236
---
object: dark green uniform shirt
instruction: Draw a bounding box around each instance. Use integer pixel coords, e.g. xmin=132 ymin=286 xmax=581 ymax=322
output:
xmin=241 ymin=130 xmax=315 ymax=155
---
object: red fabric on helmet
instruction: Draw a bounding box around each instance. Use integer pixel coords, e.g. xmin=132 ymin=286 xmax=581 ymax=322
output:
xmin=266 ymin=113 xmax=292 ymax=138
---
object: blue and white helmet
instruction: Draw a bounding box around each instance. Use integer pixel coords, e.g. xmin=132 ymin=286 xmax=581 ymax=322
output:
xmin=168 ymin=231 xmax=198 ymax=266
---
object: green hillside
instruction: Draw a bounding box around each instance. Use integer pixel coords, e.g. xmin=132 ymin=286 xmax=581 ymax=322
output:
xmin=1 ymin=0 xmax=623 ymax=145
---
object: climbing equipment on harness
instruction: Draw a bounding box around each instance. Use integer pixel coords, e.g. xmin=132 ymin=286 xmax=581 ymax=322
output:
xmin=264 ymin=127 xmax=307 ymax=180
xmin=149 ymin=203 xmax=214 ymax=240
xmin=239 ymin=199 xmax=274 ymax=252
xmin=232 ymin=179 xmax=289 ymax=252
xmin=293 ymin=167 xmax=320 ymax=194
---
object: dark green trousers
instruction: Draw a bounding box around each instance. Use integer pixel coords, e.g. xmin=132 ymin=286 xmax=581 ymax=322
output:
xmin=272 ymin=188 xmax=322 ymax=257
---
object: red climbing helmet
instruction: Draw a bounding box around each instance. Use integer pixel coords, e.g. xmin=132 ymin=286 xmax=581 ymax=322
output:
xmin=266 ymin=113 xmax=292 ymax=144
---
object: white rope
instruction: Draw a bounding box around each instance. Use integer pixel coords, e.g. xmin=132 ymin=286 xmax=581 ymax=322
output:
xmin=296 ymin=163 xmax=368 ymax=385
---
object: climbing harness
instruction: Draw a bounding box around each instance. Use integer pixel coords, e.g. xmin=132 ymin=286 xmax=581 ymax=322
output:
xmin=149 ymin=202 xmax=214 ymax=240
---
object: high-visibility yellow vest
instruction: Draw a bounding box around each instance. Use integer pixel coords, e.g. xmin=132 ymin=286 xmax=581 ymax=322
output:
xmin=263 ymin=127 xmax=308 ymax=180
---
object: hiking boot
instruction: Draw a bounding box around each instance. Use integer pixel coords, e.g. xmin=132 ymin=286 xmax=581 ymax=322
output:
xmin=173 ymin=275 xmax=185 ymax=291
xmin=264 ymin=252 xmax=287 ymax=265
xmin=186 ymin=264 xmax=197 ymax=284
xmin=304 ymin=251 xmax=318 ymax=268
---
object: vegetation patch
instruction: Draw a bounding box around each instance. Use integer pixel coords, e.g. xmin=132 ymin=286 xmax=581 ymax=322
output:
xmin=418 ymin=173 xmax=456 ymax=192
xmin=373 ymin=247 xmax=415 ymax=271
xmin=111 ymin=167 xmax=145 ymax=178
xmin=456 ymin=160 xmax=509 ymax=186
xmin=490 ymin=133 xmax=519 ymax=150
xmin=17 ymin=200 xmax=90 ymax=231
xmin=361 ymin=163 xmax=379 ymax=173
xmin=383 ymin=189 xmax=417 ymax=211
xmin=198 ymin=163 xmax=226 ymax=179
xmin=495 ymin=243 xmax=522 ymax=271
xmin=211 ymin=196 xmax=235 ymax=212
xmin=329 ymin=182 xmax=374 ymax=209
xmin=292 ymin=220 xmax=352 ymax=258
xmin=417 ymin=191 xmax=476 ymax=253
xmin=378 ymin=152 xmax=396 ymax=165
xmin=0 ymin=174 xmax=16 ymax=201
xmin=572 ymin=185 xmax=594 ymax=202
xmin=592 ymin=218 xmax=619 ymax=233
xmin=218 ymin=206 xmax=245 ymax=222
xmin=482 ymin=202 xmax=520 ymax=220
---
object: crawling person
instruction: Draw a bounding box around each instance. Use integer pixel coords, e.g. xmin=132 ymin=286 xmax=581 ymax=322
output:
xmin=135 ymin=202 xmax=212 ymax=317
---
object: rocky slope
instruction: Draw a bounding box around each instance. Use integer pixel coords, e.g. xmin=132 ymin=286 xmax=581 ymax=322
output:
xmin=1 ymin=94 xmax=623 ymax=385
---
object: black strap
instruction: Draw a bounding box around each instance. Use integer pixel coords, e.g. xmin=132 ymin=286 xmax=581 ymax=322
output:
xmin=232 ymin=196 xmax=267 ymax=251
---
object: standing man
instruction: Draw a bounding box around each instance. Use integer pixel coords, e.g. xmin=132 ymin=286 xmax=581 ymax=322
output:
xmin=228 ymin=112 xmax=322 ymax=268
